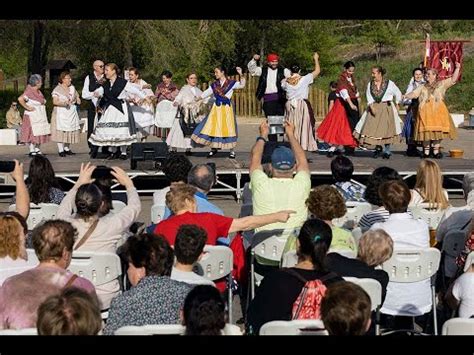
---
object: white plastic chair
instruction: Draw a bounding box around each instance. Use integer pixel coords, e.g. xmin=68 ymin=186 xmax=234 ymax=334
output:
xmin=259 ymin=320 xmax=328 ymax=335
xmin=68 ymin=251 xmax=122 ymax=287
xmin=115 ymin=324 xmax=185 ymax=335
xmin=195 ymin=245 xmax=234 ymax=324
xmin=332 ymin=202 xmax=372 ymax=229
xmin=150 ymin=204 xmax=166 ymax=224
xmin=343 ymin=277 xmax=383 ymax=335
xmin=0 ymin=328 xmax=37 ymax=335
xmin=281 ymin=250 xmax=298 ymax=268
xmin=381 ymin=248 xmax=441 ymax=335
xmin=409 ymin=206 xmax=445 ymax=230
xmin=9 ymin=203 xmax=59 ymax=230
xmin=442 ymin=318 xmax=474 ymax=335
xmin=0 ymin=249 xmax=39 ymax=285
xmin=111 ymin=200 xmax=127 ymax=214
xmin=250 ymin=229 xmax=289 ymax=300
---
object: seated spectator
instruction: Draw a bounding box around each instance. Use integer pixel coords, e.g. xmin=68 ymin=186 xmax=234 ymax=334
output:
xmin=246 ymin=218 xmax=344 ymax=335
xmin=154 ymin=184 xmax=294 ymax=246
xmin=163 ymin=163 xmax=223 ymax=219
xmin=410 ymin=159 xmax=449 ymax=209
xmin=456 ymin=229 xmax=474 ymax=271
xmin=0 ymin=212 xmax=30 ymax=286
xmin=183 ymin=285 xmax=226 ymax=335
xmin=37 ymin=287 xmax=102 ymax=335
xmin=249 ymin=120 xmax=311 ymax=233
xmin=104 ymin=234 xmax=192 ymax=335
xmin=446 ymin=252 xmax=474 ymax=318
xmin=6 ymin=101 xmax=22 ymax=143
xmin=331 ymin=155 xmax=366 ymax=202
xmin=326 ymin=229 xmax=393 ymax=302
xmin=5 ymin=160 xmax=30 ymax=220
xmin=152 ymin=153 xmax=193 ymax=207
xmin=171 ymin=224 xmax=216 ymax=286
xmin=306 ymin=185 xmax=357 ymax=253
xmin=57 ymin=163 xmax=141 ymax=309
xmin=0 ymin=220 xmax=96 ymax=330
xmin=13 ymin=155 xmax=64 ymax=205
xmin=370 ymin=180 xmax=431 ymax=322
xmin=321 ymin=281 xmax=372 ymax=335
xmin=358 ymin=167 xmax=401 ymax=232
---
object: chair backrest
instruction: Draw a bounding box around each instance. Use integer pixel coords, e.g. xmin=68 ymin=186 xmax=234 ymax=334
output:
xmin=239 ymin=204 xmax=253 ymax=218
xmin=0 ymin=249 xmax=39 ymax=285
xmin=150 ymin=204 xmax=166 ymax=224
xmin=195 ymin=245 xmax=233 ymax=281
xmin=409 ymin=206 xmax=445 ymax=230
xmin=343 ymin=277 xmax=383 ymax=312
xmin=111 ymin=200 xmax=127 ymax=214
xmin=332 ymin=202 xmax=372 ymax=229
xmin=251 ymin=229 xmax=289 ymax=262
xmin=442 ymin=230 xmax=468 ymax=277
xmin=9 ymin=203 xmax=59 ymax=230
xmin=68 ymin=251 xmax=122 ymax=287
xmin=281 ymin=250 xmax=298 ymax=268
xmin=441 ymin=318 xmax=474 ymax=335
xmin=259 ymin=320 xmax=328 ymax=335
xmin=115 ymin=324 xmax=185 ymax=335
xmin=381 ymin=248 xmax=441 ymax=283
xmin=0 ymin=328 xmax=38 ymax=335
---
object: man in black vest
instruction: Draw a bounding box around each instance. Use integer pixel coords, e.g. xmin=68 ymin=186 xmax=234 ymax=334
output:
xmin=81 ymin=60 xmax=107 ymax=157
xmin=248 ymin=53 xmax=290 ymax=141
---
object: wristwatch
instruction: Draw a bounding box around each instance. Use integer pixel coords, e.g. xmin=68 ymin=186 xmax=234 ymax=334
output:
xmin=256 ymin=136 xmax=267 ymax=143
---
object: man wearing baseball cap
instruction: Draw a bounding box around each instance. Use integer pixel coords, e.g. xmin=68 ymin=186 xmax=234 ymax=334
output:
xmin=247 ymin=52 xmax=291 ymax=122
xmin=249 ymin=119 xmax=311 ymax=233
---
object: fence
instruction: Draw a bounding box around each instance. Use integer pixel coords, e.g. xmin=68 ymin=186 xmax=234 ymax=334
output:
xmin=199 ymin=74 xmax=333 ymax=121
xmin=0 ymin=75 xmax=27 ymax=94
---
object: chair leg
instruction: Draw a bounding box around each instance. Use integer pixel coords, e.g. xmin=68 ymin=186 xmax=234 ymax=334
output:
xmin=375 ymin=308 xmax=380 ymax=336
xmin=432 ymin=285 xmax=438 ymax=335
xmin=250 ymin=252 xmax=255 ymax=300
xmin=228 ymin=274 xmax=233 ymax=324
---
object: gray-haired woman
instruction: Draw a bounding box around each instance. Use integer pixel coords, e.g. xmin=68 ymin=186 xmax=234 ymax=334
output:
xmin=18 ymin=74 xmax=51 ymax=156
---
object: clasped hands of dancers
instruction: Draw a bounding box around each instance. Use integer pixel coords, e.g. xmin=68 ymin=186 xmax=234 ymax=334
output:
xmin=18 ymin=55 xmax=460 ymax=160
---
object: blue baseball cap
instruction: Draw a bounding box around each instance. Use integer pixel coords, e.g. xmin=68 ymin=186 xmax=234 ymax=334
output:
xmin=271 ymin=146 xmax=295 ymax=170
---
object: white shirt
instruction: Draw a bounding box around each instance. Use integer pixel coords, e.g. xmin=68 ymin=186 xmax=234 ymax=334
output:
xmin=0 ymin=256 xmax=34 ymax=287
xmin=366 ymin=80 xmax=402 ymax=106
xmin=153 ymin=186 xmax=171 ymax=206
xmin=247 ymin=59 xmax=291 ymax=94
xmin=403 ymin=78 xmax=425 ymax=105
xmin=95 ymin=81 xmax=146 ymax=101
xmin=371 ymin=213 xmax=431 ymax=316
xmin=281 ymin=73 xmax=314 ymax=101
xmin=410 ymin=189 xmax=449 ymax=207
xmin=339 ymin=77 xmax=360 ymax=100
xmin=81 ymin=73 xmax=104 ymax=107
xmin=201 ymin=80 xmax=245 ymax=100
xmin=452 ymin=272 xmax=474 ymax=318
xmin=171 ymin=267 xmax=216 ymax=287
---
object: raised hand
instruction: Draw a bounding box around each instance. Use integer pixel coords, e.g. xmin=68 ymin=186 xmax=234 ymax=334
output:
xmin=236 ymin=67 xmax=243 ymax=76
xmin=76 ymin=162 xmax=96 ymax=186
xmin=111 ymin=166 xmax=134 ymax=189
xmin=284 ymin=119 xmax=295 ymax=137
xmin=259 ymin=121 xmax=270 ymax=139
xmin=10 ymin=160 xmax=24 ymax=182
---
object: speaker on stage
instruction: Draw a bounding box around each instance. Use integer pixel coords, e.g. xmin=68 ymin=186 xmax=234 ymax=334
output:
xmin=130 ymin=142 xmax=169 ymax=170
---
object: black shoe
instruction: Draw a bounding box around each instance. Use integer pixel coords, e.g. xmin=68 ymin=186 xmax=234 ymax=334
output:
xmin=119 ymin=154 xmax=128 ymax=160
xmin=28 ymin=152 xmax=37 ymax=157
xmin=207 ymin=149 xmax=217 ymax=158
xmin=422 ymin=152 xmax=430 ymax=159
xmin=434 ymin=152 xmax=443 ymax=159
xmin=185 ymin=150 xmax=193 ymax=156
xmin=64 ymin=150 xmax=75 ymax=155
xmin=107 ymin=151 xmax=121 ymax=160
xmin=327 ymin=151 xmax=335 ymax=158
xmin=229 ymin=151 xmax=236 ymax=159
xmin=373 ymin=150 xmax=381 ymax=159
xmin=58 ymin=151 xmax=66 ymax=157
xmin=382 ymin=152 xmax=391 ymax=159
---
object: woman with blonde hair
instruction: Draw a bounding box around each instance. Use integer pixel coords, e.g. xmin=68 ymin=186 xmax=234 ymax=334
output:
xmin=411 ymin=159 xmax=449 ymax=209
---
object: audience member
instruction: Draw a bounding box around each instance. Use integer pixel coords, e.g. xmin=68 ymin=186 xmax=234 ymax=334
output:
xmin=331 ymin=155 xmax=366 ymax=202
xmin=446 ymin=252 xmax=474 ymax=318
xmin=410 ymin=159 xmax=449 ymax=209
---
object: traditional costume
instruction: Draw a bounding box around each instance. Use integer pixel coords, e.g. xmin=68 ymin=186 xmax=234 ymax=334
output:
xmin=402 ymin=77 xmax=425 ymax=156
xmin=154 ymin=81 xmax=179 ymax=139
xmin=127 ymin=79 xmax=155 ymax=141
xmin=281 ymin=73 xmax=318 ymax=151
xmin=51 ymin=84 xmax=81 ymax=151
xmin=81 ymin=72 xmax=105 ymax=148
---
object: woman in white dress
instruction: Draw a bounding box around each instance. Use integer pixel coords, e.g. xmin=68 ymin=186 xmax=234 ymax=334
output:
xmin=154 ymin=70 xmax=179 ymax=141
xmin=89 ymin=63 xmax=146 ymax=160
xmin=168 ymin=72 xmax=209 ymax=155
xmin=51 ymin=71 xmax=81 ymax=157
xmin=281 ymin=52 xmax=320 ymax=152
xmin=127 ymin=67 xmax=155 ymax=142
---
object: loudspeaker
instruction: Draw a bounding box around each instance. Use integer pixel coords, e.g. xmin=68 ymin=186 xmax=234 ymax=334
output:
xmin=130 ymin=142 xmax=169 ymax=170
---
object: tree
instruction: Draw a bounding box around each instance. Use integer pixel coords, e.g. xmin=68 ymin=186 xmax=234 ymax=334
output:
xmin=362 ymin=20 xmax=401 ymax=62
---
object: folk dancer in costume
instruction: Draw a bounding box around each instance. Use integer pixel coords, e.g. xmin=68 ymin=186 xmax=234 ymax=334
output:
xmin=403 ymin=63 xmax=460 ymax=159
xmin=168 ymin=72 xmax=209 ymax=155
xmin=82 ymin=60 xmax=107 ymax=156
xmin=248 ymin=52 xmax=290 ymax=141
xmin=18 ymin=74 xmax=51 ymax=156
xmin=317 ymin=61 xmax=360 ymax=157
xmin=192 ymin=66 xmax=246 ymax=159
xmin=126 ymin=67 xmax=156 ymax=142
xmin=154 ymin=70 xmax=179 ymax=141
xmin=402 ymin=68 xmax=426 ymax=157
xmin=51 ymin=71 xmax=81 ymax=157
xmin=354 ymin=66 xmax=403 ymax=159
xmin=89 ymin=63 xmax=146 ymax=160
xmin=281 ymin=52 xmax=320 ymax=152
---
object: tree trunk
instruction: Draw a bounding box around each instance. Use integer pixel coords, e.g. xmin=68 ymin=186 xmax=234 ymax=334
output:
xmin=123 ymin=28 xmax=133 ymax=68
xmin=31 ymin=20 xmax=44 ymax=76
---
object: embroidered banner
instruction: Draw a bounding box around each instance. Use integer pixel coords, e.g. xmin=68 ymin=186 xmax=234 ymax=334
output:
xmin=424 ymin=40 xmax=464 ymax=81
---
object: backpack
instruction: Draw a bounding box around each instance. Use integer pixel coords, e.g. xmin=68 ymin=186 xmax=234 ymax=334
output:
xmin=283 ymin=268 xmax=338 ymax=320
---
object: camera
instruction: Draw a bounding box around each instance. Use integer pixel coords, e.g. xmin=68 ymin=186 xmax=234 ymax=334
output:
xmin=267 ymin=116 xmax=285 ymax=135
xmin=0 ymin=161 xmax=15 ymax=173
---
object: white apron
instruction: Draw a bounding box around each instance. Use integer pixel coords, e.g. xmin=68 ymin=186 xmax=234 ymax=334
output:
xmin=154 ymin=99 xmax=178 ymax=128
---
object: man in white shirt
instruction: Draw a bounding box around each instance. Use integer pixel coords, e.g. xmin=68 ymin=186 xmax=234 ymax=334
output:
xmin=81 ymin=60 xmax=107 ymax=157
xmin=170 ymin=224 xmax=216 ymax=287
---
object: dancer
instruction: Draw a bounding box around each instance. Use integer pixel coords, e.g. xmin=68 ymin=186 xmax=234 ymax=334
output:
xmin=51 ymin=71 xmax=81 ymax=157
xmin=280 ymin=52 xmax=320 ymax=152
xmin=192 ymin=66 xmax=245 ymax=159
xmin=402 ymin=68 xmax=425 ymax=157
xmin=89 ymin=63 xmax=146 ymax=160
xmin=18 ymin=74 xmax=50 ymax=156
xmin=317 ymin=61 xmax=360 ymax=157
xmin=403 ymin=63 xmax=460 ymax=159
xmin=354 ymin=66 xmax=402 ymax=159
xmin=154 ymin=70 xmax=179 ymax=141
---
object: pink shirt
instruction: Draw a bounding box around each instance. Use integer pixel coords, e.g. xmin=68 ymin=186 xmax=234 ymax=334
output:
xmin=0 ymin=266 xmax=96 ymax=329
